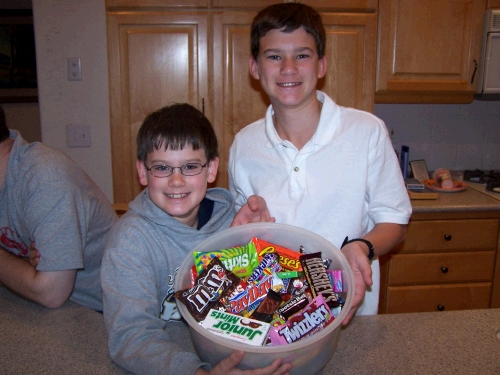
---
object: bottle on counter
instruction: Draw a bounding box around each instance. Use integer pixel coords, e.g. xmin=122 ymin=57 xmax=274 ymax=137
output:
xmin=433 ymin=168 xmax=454 ymax=189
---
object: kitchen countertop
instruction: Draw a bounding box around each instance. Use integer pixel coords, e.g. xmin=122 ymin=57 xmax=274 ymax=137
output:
xmin=1 ymin=288 xmax=499 ymax=375
xmin=410 ymin=185 xmax=500 ymax=213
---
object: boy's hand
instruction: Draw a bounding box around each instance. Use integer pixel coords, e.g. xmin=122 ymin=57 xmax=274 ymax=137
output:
xmin=231 ymin=195 xmax=276 ymax=227
xmin=195 ymin=350 xmax=292 ymax=375
xmin=340 ymin=242 xmax=373 ymax=325
xmin=29 ymin=242 xmax=40 ymax=268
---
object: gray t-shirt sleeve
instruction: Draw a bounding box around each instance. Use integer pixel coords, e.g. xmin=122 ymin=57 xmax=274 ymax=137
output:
xmin=24 ymin=180 xmax=88 ymax=271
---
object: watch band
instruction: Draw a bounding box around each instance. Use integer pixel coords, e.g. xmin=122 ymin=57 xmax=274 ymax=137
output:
xmin=341 ymin=236 xmax=375 ymax=261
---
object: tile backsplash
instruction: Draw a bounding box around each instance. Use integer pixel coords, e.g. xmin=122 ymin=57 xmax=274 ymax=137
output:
xmin=374 ymin=101 xmax=500 ymax=172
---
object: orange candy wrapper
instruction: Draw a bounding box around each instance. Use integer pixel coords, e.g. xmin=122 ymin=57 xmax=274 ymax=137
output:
xmin=252 ymin=237 xmax=303 ymax=272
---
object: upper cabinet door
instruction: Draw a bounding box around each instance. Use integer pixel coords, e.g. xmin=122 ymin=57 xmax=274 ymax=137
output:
xmin=107 ymin=11 xmax=209 ymax=204
xmin=320 ymin=12 xmax=376 ymax=113
xmin=211 ymin=10 xmax=376 ymax=188
xmin=376 ymin=0 xmax=487 ymax=103
xmin=211 ymin=11 xmax=268 ymax=189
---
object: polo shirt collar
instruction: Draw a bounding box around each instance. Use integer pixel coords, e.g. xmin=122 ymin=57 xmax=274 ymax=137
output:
xmin=264 ymin=91 xmax=341 ymax=149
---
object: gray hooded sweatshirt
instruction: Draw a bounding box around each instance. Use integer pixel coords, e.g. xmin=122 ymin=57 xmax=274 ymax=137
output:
xmin=101 ymin=188 xmax=234 ymax=375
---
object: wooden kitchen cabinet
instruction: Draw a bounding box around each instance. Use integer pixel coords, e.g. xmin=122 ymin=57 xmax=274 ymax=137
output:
xmin=106 ymin=3 xmax=377 ymax=203
xmin=211 ymin=10 xmax=376 ymax=188
xmin=106 ymin=11 xmax=209 ymax=204
xmin=376 ymin=0 xmax=488 ymax=103
xmin=487 ymin=0 xmax=500 ymax=8
xmin=379 ymin=211 xmax=500 ymax=314
xmin=106 ymin=0 xmax=209 ymax=7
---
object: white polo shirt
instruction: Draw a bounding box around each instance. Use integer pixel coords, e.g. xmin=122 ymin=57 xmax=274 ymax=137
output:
xmin=228 ymin=91 xmax=412 ymax=315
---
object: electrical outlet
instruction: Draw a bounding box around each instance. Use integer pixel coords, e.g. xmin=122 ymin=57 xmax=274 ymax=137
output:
xmin=67 ymin=57 xmax=82 ymax=81
xmin=66 ymin=124 xmax=91 ymax=147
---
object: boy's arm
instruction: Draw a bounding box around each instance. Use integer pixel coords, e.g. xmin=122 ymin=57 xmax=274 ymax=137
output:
xmin=230 ymin=195 xmax=276 ymax=227
xmin=340 ymin=222 xmax=406 ymax=325
xmin=0 ymin=248 xmax=76 ymax=308
xmin=102 ymin=233 xmax=208 ymax=375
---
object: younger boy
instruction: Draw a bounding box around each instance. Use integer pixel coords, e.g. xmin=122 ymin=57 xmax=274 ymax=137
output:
xmin=101 ymin=104 xmax=291 ymax=375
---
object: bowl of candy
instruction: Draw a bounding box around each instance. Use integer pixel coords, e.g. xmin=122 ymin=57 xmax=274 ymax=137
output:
xmin=174 ymin=223 xmax=354 ymax=375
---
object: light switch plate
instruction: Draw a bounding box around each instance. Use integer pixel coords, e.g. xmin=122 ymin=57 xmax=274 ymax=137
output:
xmin=66 ymin=124 xmax=91 ymax=147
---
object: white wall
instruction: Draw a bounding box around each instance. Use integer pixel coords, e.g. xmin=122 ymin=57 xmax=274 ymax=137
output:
xmin=375 ymin=100 xmax=500 ymax=172
xmin=31 ymin=0 xmax=113 ymax=202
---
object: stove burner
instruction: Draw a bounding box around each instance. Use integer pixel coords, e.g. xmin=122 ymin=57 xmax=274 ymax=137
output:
xmin=463 ymin=169 xmax=500 ymax=184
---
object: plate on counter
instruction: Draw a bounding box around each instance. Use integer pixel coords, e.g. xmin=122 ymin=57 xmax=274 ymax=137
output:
xmin=422 ymin=179 xmax=467 ymax=193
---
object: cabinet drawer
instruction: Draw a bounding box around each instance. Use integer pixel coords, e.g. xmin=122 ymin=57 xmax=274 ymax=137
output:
xmin=386 ymin=283 xmax=491 ymax=313
xmin=398 ymin=219 xmax=499 ymax=253
xmin=388 ymin=251 xmax=496 ymax=285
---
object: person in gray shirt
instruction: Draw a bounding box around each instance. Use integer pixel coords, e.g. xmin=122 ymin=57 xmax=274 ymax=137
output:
xmin=0 ymin=104 xmax=117 ymax=310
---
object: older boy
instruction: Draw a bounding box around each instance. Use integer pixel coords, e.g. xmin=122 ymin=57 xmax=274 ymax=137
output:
xmin=228 ymin=3 xmax=412 ymax=323
xmin=0 ymin=104 xmax=116 ymax=310
xmin=101 ymin=104 xmax=291 ymax=375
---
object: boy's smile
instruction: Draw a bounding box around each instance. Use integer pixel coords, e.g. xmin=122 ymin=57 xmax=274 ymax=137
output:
xmin=249 ymin=27 xmax=326 ymax=111
xmin=137 ymin=145 xmax=218 ymax=228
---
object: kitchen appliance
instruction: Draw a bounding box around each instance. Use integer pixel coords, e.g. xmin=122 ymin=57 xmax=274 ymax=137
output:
xmin=463 ymin=169 xmax=500 ymax=200
xmin=476 ymin=9 xmax=500 ymax=96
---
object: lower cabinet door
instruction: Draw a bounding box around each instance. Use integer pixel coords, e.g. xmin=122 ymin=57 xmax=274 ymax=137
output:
xmin=386 ymin=283 xmax=491 ymax=313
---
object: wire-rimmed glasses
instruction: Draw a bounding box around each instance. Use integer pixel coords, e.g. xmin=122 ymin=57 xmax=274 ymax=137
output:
xmin=144 ymin=162 xmax=207 ymax=178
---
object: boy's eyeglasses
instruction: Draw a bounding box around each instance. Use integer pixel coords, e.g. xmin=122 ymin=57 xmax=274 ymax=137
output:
xmin=145 ymin=162 xmax=208 ymax=178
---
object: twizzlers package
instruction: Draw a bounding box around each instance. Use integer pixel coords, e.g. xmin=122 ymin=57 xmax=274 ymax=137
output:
xmin=269 ymin=294 xmax=334 ymax=345
xmin=175 ymin=257 xmax=240 ymax=322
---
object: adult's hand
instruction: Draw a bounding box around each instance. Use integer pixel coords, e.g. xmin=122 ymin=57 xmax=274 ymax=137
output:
xmin=340 ymin=242 xmax=373 ymax=325
xmin=231 ymin=195 xmax=276 ymax=227
xmin=195 ymin=350 xmax=292 ymax=375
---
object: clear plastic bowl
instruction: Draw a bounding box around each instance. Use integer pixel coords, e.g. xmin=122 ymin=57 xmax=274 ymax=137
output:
xmin=174 ymin=223 xmax=354 ymax=375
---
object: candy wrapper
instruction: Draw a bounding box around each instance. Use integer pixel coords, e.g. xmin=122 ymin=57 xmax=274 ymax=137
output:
xmin=175 ymin=257 xmax=240 ymax=322
xmin=269 ymin=294 xmax=334 ymax=345
xmin=250 ymin=290 xmax=283 ymax=323
xmin=247 ymin=253 xmax=280 ymax=284
xmin=193 ymin=241 xmax=259 ymax=278
xmin=201 ymin=309 xmax=271 ymax=346
xmin=252 ymin=237 xmax=303 ymax=272
xmin=300 ymin=252 xmax=339 ymax=309
xmin=229 ymin=272 xmax=274 ymax=314
xmin=327 ymin=270 xmax=343 ymax=293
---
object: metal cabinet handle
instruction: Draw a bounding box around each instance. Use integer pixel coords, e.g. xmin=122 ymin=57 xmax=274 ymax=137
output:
xmin=471 ymin=59 xmax=478 ymax=84
xmin=437 ymin=305 xmax=445 ymax=311
xmin=444 ymin=234 xmax=452 ymax=241
xmin=441 ymin=266 xmax=449 ymax=273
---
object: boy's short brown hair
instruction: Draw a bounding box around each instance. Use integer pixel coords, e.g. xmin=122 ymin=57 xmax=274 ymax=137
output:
xmin=136 ymin=103 xmax=218 ymax=163
xmin=250 ymin=3 xmax=326 ymax=60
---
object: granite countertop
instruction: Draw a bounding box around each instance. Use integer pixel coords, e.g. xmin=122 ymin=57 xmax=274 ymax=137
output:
xmin=1 ymin=288 xmax=499 ymax=375
xmin=410 ymin=185 xmax=500 ymax=213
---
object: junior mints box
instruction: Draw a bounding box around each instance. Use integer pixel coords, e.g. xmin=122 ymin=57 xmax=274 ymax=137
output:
xmin=201 ymin=309 xmax=271 ymax=346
